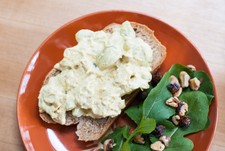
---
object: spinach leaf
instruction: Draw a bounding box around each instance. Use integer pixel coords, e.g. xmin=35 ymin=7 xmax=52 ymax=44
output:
xmin=102 ymin=64 xmax=214 ymax=151
xmin=130 ymin=143 xmax=150 ymax=151
xmin=158 ymin=120 xmax=176 ymax=129
xmin=125 ymin=87 xmax=154 ymax=125
xmin=143 ymin=64 xmax=214 ymax=122
xmin=179 ymin=91 xmax=210 ymax=133
xmin=125 ymin=103 xmax=143 ymax=125
xmin=142 ymin=69 xmax=174 ymax=122
xmin=148 ymin=91 xmax=210 ymax=151
xmin=194 ymin=71 xmax=214 ymax=102
xmin=141 ymin=64 xmax=213 ymax=150
xmin=158 ymin=91 xmax=210 ymax=151
xmin=132 ymin=118 xmax=156 ymax=135
xmin=121 ymin=118 xmax=156 ymax=151
xmin=164 ymin=130 xmax=194 ymax=151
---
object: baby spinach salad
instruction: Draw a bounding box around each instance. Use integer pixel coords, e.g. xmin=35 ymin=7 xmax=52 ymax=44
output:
xmin=101 ymin=64 xmax=214 ymax=151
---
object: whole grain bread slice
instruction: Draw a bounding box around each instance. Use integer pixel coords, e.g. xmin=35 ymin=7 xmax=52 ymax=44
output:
xmin=39 ymin=22 xmax=166 ymax=141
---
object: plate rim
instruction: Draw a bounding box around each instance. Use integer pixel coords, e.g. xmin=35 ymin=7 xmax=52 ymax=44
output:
xmin=16 ymin=10 xmax=218 ymax=151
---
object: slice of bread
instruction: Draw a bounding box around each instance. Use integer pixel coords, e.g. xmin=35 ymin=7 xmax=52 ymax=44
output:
xmin=39 ymin=22 xmax=166 ymax=141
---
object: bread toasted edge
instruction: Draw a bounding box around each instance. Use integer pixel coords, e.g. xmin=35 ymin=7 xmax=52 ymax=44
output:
xmin=39 ymin=21 xmax=167 ymax=141
xmin=130 ymin=22 xmax=166 ymax=72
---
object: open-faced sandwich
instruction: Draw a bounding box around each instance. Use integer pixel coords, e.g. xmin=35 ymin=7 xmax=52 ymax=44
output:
xmin=38 ymin=21 xmax=166 ymax=141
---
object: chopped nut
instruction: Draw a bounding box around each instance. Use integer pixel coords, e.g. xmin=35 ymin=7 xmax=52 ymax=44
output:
xmin=187 ymin=65 xmax=196 ymax=71
xmin=190 ymin=77 xmax=201 ymax=91
xmin=103 ymin=139 xmax=114 ymax=151
xmin=178 ymin=115 xmax=191 ymax=128
xmin=150 ymin=141 xmax=165 ymax=151
xmin=159 ymin=135 xmax=171 ymax=147
xmin=176 ymin=102 xmax=188 ymax=116
xmin=172 ymin=115 xmax=180 ymax=125
xmin=174 ymin=87 xmax=182 ymax=97
xmin=170 ymin=75 xmax=180 ymax=86
xmin=179 ymin=71 xmax=190 ymax=88
xmin=152 ymin=125 xmax=165 ymax=138
xmin=134 ymin=134 xmax=145 ymax=144
xmin=166 ymin=97 xmax=180 ymax=108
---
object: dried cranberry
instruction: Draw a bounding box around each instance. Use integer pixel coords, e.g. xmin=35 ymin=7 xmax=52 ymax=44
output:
xmin=152 ymin=125 xmax=165 ymax=138
xmin=178 ymin=115 xmax=191 ymax=128
xmin=167 ymin=83 xmax=180 ymax=94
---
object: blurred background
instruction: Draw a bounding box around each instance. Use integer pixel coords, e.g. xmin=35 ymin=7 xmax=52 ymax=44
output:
xmin=0 ymin=0 xmax=224 ymax=150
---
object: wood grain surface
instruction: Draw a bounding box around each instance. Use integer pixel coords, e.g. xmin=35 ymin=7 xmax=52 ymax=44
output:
xmin=0 ymin=0 xmax=224 ymax=150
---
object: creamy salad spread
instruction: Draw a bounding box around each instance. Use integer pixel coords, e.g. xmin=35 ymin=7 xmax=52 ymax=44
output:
xmin=38 ymin=21 xmax=153 ymax=125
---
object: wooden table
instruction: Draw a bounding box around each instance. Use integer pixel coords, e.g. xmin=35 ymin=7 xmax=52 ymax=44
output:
xmin=0 ymin=0 xmax=224 ymax=150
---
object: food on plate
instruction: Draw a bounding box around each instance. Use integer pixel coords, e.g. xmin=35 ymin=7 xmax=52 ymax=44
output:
xmin=101 ymin=64 xmax=214 ymax=151
xmin=38 ymin=21 xmax=166 ymax=141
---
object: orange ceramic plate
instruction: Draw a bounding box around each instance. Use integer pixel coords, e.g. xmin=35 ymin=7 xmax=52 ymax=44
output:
xmin=17 ymin=10 xmax=217 ymax=151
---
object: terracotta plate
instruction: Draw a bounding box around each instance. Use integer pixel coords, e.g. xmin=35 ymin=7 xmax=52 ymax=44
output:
xmin=17 ymin=10 xmax=217 ymax=151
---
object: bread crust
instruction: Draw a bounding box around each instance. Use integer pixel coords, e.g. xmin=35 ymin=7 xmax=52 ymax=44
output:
xmin=39 ymin=22 xmax=166 ymax=141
